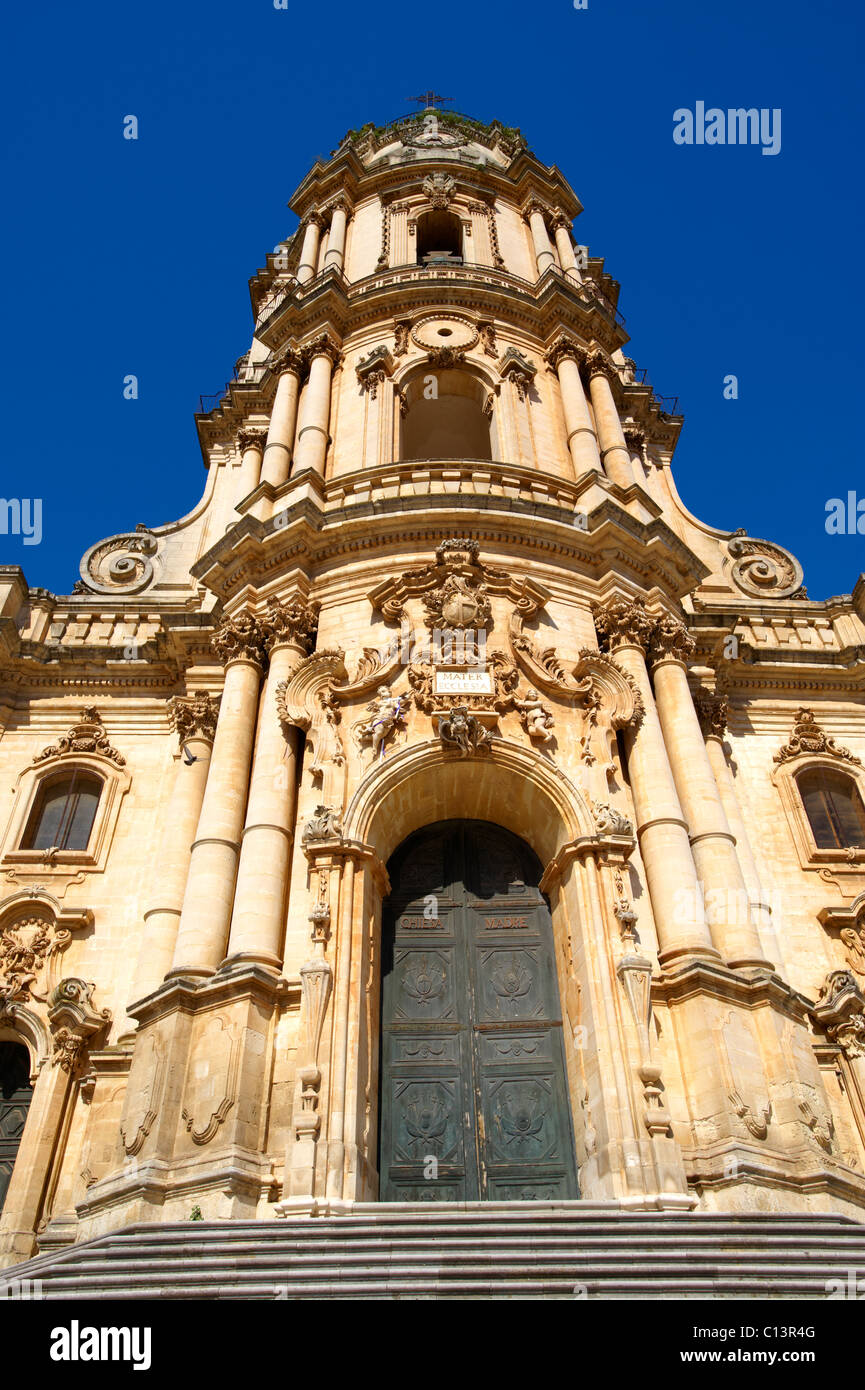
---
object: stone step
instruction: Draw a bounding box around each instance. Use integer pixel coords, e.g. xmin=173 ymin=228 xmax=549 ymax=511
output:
xmin=5 ymin=1210 xmax=864 ymax=1300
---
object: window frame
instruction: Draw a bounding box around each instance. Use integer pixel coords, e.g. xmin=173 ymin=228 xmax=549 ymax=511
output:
xmin=1 ymin=751 xmax=131 ymax=876
xmin=773 ymin=751 xmax=865 ymax=873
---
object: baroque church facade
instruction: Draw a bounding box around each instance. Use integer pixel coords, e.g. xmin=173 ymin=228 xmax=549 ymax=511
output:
xmin=2 ymin=107 xmax=865 ymax=1270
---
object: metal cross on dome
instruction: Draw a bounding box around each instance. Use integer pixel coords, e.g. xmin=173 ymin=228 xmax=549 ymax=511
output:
xmin=407 ymin=92 xmax=454 ymax=110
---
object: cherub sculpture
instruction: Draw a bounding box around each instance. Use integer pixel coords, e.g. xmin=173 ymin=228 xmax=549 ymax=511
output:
xmin=354 ymin=686 xmax=409 ymax=759
xmin=514 ymin=688 xmax=555 ymax=744
xmin=439 ymin=705 xmax=492 ymax=757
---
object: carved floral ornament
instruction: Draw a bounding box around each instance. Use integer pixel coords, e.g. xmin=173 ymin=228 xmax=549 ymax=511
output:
xmin=0 ymin=893 xmax=94 ymax=1013
xmin=273 ymin=544 xmax=646 ymax=794
xmin=211 ymin=598 xmax=319 ymax=668
xmin=33 ymin=707 xmax=125 ymax=767
xmin=593 ymin=597 xmax=695 ymax=667
xmin=168 ymin=692 xmax=219 ymax=745
xmin=774 ymin=708 xmax=862 ymax=767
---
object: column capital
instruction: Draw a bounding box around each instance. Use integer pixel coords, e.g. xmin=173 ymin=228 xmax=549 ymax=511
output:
xmin=623 ymin=423 xmax=646 ymax=451
xmin=300 ymin=332 xmax=343 ymax=370
xmin=264 ymin=597 xmax=319 ymax=654
xmin=522 ymin=197 xmax=551 ymax=224
xmin=544 ymin=333 xmax=586 ymax=371
xmin=648 ymin=614 xmax=696 ymax=666
xmin=212 ymin=612 xmax=268 ymax=669
xmin=168 ymin=691 xmax=220 ymax=745
xmin=549 ymin=208 xmax=572 ymax=232
xmin=236 ymin=426 xmax=267 ymax=456
xmin=273 ymin=347 xmax=306 ymax=378
xmin=322 ymin=195 xmax=352 ymax=219
xmin=303 ymin=210 xmax=326 ymax=229
xmin=593 ymin=597 xmax=655 ymax=653
xmin=693 ymin=690 xmax=729 ymax=740
xmin=585 ymin=348 xmax=619 ymax=384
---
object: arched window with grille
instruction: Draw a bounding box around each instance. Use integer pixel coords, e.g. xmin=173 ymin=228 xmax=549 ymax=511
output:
xmin=19 ymin=770 xmax=103 ymax=853
xmin=797 ymin=767 xmax=865 ymax=851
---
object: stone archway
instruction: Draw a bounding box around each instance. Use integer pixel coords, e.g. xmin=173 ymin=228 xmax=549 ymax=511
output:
xmin=319 ymin=740 xmax=595 ymax=1203
xmin=379 ymin=818 xmax=580 ymax=1202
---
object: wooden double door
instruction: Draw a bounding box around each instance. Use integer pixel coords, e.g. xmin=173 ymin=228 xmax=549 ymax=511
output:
xmin=0 ymin=1043 xmax=32 ymax=1212
xmin=379 ymin=820 xmax=579 ymax=1202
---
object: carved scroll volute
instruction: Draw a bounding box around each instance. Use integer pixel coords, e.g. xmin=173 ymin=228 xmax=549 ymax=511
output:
xmin=276 ymin=649 xmax=348 ymax=802
xmin=509 ymin=630 xmax=645 ymax=795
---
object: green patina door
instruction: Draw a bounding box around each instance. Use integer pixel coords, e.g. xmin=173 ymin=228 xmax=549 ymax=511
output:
xmin=379 ymin=820 xmax=579 ymax=1202
xmin=0 ymin=1043 xmax=32 ymax=1212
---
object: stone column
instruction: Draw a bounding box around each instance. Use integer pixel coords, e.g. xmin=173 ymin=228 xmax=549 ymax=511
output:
xmin=525 ymin=203 xmax=555 ymax=277
xmin=323 ymin=200 xmax=349 ymax=273
xmin=695 ymin=692 xmax=783 ymax=970
xmin=593 ymin=599 xmax=720 ymax=966
xmin=235 ymin=428 xmax=266 ymax=507
xmin=292 ymin=335 xmax=342 ymax=479
xmin=545 ymin=336 xmax=602 ymax=479
xmin=649 ymin=619 xmax=771 ymax=970
xmin=130 ymin=694 xmax=218 ymax=1004
xmin=296 ymin=213 xmax=323 ymax=284
xmin=261 ymin=352 xmax=304 ymax=490
xmin=222 ymin=599 xmax=319 ymax=972
xmin=551 ymin=212 xmax=582 ymax=283
xmin=586 ymin=354 xmax=637 ymax=489
xmin=168 ymin=613 xmax=267 ymax=979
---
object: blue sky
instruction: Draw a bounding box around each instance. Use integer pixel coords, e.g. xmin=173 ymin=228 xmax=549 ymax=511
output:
xmin=1 ymin=0 xmax=863 ymax=599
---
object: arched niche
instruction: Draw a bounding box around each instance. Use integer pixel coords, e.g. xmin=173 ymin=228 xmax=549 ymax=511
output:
xmin=399 ymin=366 xmax=496 ymax=462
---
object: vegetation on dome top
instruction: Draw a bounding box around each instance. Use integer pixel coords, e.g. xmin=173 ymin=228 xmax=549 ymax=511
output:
xmin=334 ymin=110 xmax=526 ymax=154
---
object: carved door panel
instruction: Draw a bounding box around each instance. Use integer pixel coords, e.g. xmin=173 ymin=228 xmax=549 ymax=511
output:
xmin=380 ymin=821 xmax=578 ymax=1202
xmin=0 ymin=1043 xmax=33 ymax=1212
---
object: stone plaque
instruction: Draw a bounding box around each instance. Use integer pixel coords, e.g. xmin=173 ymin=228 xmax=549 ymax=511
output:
xmin=434 ymin=668 xmax=493 ymax=696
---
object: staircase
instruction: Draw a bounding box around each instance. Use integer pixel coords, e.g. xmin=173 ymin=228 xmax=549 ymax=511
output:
xmin=4 ymin=1204 xmax=865 ymax=1299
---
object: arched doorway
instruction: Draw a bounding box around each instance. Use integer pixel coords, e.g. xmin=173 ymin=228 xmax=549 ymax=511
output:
xmin=379 ymin=820 xmax=579 ymax=1201
xmin=0 ymin=1043 xmax=32 ymax=1212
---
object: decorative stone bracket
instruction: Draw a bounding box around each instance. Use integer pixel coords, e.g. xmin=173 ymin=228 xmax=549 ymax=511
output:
xmin=48 ymin=977 xmax=111 ymax=1075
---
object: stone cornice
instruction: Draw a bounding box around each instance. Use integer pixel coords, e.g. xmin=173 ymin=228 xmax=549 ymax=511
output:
xmin=189 ymin=474 xmax=710 ymax=607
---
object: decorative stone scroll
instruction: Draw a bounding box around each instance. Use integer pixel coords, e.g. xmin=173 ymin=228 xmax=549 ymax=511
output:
xmin=301 ymin=804 xmax=344 ymax=844
xmin=726 ymin=531 xmax=805 ymax=600
xmin=48 ymin=977 xmax=111 ymax=1075
xmin=33 ymin=706 xmax=125 ymax=767
xmin=77 ymin=527 xmax=158 ymax=596
xmin=811 ymin=970 xmax=865 ymax=1061
xmin=774 ymin=708 xmax=862 ymax=767
xmin=498 ymin=347 xmax=537 ymax=401
xmin=0 ymin=897 xmax=91 ymax=1004
xmin=356 ymin=345 xmax=394 ymax=398
xmin=369 ymin=536 xmax=539 ymax=633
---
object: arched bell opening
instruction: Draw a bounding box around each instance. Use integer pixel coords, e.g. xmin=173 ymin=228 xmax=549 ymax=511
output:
xmin=399 ymin=367 xmax=495 ymax=462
